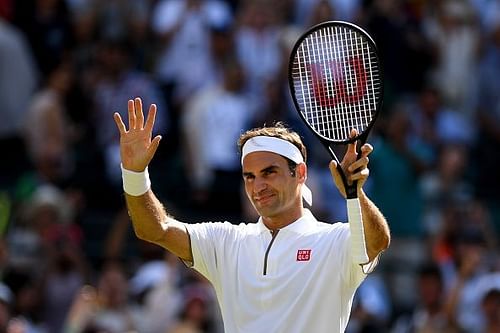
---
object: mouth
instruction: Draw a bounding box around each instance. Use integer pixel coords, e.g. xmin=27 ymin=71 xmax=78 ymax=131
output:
xmin=254 ymin=193 xmax=275 ymax=205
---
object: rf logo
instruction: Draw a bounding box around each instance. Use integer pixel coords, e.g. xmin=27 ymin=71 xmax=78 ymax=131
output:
xmin=296 ymin=249 xmax=312 ymax=261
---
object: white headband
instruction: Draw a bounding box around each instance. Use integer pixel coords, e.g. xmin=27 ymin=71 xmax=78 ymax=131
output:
xmin=241 ymin=136 xmax=312 ymax=206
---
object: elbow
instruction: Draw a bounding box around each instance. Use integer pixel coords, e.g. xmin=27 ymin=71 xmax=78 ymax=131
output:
xmin=133 ymin=221 xmax=170 ymax=246
xmin=133 ymin=228 xmax=150 ymax=242
xmin=377 ymin=229 xmax=391 ymax=254
xmin=133 ymin=226 xmax=162 ymax=244
xmin=381 ymin=230 xmax=391 ymax=250
xmin=367 ymin=230 xmax=391 ymax=261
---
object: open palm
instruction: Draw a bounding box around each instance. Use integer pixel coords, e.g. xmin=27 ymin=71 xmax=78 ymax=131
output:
xmin=113 ymin=97 xmax=161 ymax=172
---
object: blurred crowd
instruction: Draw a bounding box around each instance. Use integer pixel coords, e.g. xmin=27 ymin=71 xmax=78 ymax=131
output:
xmin=0 ymin=0 xmax=499 ymax=332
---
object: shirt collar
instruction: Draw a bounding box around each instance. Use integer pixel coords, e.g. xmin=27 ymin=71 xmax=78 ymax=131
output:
xmin=255 ymin=209 xmax=317 ymax=234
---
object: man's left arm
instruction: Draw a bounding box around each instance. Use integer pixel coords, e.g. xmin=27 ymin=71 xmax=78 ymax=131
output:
xmin=329 ymin=133 xmax=390 ymax=262
xmin=358 ymin=189 xmax=390 ymax=261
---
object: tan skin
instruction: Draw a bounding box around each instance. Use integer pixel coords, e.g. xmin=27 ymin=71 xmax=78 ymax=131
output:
xmin=114 ymin=97 xmax=390 ymax=263
xmin=242 ymin=152 xmax=306 ymax=230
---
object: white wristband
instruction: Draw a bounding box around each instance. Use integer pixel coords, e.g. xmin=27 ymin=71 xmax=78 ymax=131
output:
xmin=121 ymin=164 xmax=151 ymax=196
xmin=347 ymin=198 xmax=369 ymax=264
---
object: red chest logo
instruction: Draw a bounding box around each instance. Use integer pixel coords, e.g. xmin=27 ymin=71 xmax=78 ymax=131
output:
xmin=296 ymin=249 xmax=312 ymax=261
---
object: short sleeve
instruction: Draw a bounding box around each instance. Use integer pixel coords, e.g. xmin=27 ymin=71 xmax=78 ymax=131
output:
xmin=184 ymin=222 xmax=236 ymax=283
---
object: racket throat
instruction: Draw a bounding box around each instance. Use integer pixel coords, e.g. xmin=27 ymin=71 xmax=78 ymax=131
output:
xmin=327 ymin=146 xmax=358 ymax=199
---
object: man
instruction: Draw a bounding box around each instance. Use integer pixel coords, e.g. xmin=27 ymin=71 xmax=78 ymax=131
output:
xmin=114 ymin=97 xmax=390 ymax=333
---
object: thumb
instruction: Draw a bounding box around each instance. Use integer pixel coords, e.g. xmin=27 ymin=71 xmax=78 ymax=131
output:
xmin=329 ymin=160 xmax=338 ymax=175
xmin=329 ymin=160 xmax=347 ymax=198
xmin=146 ymin=135 xmax=162 ymax=160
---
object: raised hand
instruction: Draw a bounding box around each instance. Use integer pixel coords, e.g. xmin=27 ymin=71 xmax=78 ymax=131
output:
xmin=113 ymin=97 xmax=162 ymax=172
xmin=329 ymin=129 xmax=373 ymax=197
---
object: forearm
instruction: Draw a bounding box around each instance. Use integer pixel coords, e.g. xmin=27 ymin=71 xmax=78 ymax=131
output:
xmin=125 ymin=191 xmax=191 ymax=260
xmin=358 ymin=189 xmax=390 ymax=260
xmin=125 ymin=190 xmax=168 ymax=241
xmin=116 ymin=98 xmax=191 ymax=260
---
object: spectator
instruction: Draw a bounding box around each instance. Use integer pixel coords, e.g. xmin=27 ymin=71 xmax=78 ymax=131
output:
xmin=420 ymin=144 xmax=473 ymax=236
xmin=409 ymin=85 xmax=474 ymax=151
xmin=369 ymin=106 xmax=431 ymax=238
xmin=23 ymin=59 xmax=77 ymax=185
xmin=2 ymin=270 xmax=45 ymax=333
xmin=365 ymin=0 xmax=434 ymax=101
xmin=391 ymin=263 xmax=457 ymax=333
xmin=423 ymin=0 xmax=480 ymax=116
xmin=11 ymin=0 xmax=73 ymax=76
xmin=473 ymin=16 xmax=500 ymax=228
xmin=181 ymin=57 xmax=254 ymax=219
xmin=347 ymin=274 xmax=391 ymax=333
xmin=151 ymin=0 xmax=233 ymax=108
xmin=130 ymin=251 xmax=183 ymax=333
xmin=0 ymin=18 xmax=38 ymax=189
xmin=293 ymin=0 xmax=361 ymax=25
xmin=235 ymin=0 xmax=282 ymax=103
xmin=167 ymin=287 xmax=211 ymax=333
xmin=0 ymin=283 xmax=13 ymax=332
xmin=91 ymin=36 xmax=167 ymax=187
xmin=481 ymin=288 xmax=500 ymax=333
xmin=442 ymin=231 xmax=494 ymax=332
xmin=65 ymin=261 xmax=141 ymax=333
xmin=0 ymin=1 xmax=499 ymax=332
xmin=368 ymin=107 xmax=433 ymax=309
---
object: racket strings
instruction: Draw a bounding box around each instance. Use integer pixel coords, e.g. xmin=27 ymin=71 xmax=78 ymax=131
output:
xmin=292 ymin=25 xmax=381 ymax=142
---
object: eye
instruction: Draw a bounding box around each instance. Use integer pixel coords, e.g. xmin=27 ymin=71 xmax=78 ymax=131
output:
xmin=244 ymin=174 xmax=255 ymax=181
xmin=263 ymin=169 xmax=276 ymax=177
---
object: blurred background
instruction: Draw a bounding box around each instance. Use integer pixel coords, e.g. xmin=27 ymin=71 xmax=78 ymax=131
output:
xmin=0 ymin=0 xmax=499 ymax=332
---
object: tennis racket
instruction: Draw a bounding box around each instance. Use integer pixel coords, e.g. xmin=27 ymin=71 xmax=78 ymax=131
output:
xmin=288 ymin=21 xmax=383 ymax=263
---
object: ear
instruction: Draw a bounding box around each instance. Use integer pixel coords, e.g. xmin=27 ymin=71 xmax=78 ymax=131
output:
xmin=297 ymin=163 xmax=307 ymax=184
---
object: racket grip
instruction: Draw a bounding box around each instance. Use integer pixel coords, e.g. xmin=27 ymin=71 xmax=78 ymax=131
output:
xmin=347 ymin=198 xmax=369 ymax=264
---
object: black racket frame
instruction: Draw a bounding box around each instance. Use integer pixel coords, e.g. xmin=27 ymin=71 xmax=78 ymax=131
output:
xmin=288 ymin=20 xmax=384 ymax=198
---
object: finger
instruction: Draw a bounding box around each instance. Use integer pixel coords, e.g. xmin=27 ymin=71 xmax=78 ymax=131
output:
xmin=348 ymin=156 xmax=369 ymax=173
xmin=128 ymin=99 xmax=136 ymax=129
xmin=147 ymin=135 xmax=162 ymax=159
xmin=329 ymin=160 xmax=342 ymax=180
xmin=329 ymin=160 xmax=347 ymax=197
xmin=134 ymin=97 xmax=144 ymax=129
xmin=113 ymin=112 xmax=127 ymax=134
xmin=360 ymin=143 xmax=373 ymax=157
xmin=350 ymin=168 xmax=370 ymax=181
xmin=346 ymin=128 xmax=358 ymax=154
xmin=144 ymin=104 xmax=157 ymax=133
xmin=329 ymin=160 xmax=338 ymax=175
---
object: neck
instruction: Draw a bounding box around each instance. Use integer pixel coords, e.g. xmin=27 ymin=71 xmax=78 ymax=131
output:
xmin=262 ymin=205 xmax=305 ymax=231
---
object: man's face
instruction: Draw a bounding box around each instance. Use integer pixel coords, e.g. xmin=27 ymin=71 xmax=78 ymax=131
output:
xmin=242 ymin=151 xmax=303 ymax=218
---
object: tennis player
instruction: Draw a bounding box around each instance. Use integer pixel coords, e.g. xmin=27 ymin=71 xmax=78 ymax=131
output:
xmin=114 ymin=97 xmax=390 ymax=333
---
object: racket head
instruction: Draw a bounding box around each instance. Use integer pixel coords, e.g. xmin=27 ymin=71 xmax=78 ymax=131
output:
xmin=288 ymin=21 xmax=383 ymax=144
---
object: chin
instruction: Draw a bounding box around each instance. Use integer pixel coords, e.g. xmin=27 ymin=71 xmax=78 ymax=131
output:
xmin=255 ymin=206 xmax=279 ymax=218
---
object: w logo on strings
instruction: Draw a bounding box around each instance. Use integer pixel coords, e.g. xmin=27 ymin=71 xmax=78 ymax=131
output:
xmin=308 ymin=57 xmax=367 ymax=108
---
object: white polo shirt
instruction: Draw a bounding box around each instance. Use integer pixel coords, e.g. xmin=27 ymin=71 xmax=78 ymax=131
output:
xmin=185 ymin=209 xmax=370 ymax=333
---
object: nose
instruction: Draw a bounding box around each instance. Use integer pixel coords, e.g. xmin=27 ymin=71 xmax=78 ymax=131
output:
xmin=253 ymin=176 xmax=267 ymax=194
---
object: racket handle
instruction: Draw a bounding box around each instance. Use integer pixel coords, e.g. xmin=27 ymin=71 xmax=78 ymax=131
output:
xmin=347 ymin=198 xmax=369 ymax=264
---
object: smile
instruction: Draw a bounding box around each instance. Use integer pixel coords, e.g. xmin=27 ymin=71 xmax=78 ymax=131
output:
xmin=255 ymin=194 xmax=275 ymax=204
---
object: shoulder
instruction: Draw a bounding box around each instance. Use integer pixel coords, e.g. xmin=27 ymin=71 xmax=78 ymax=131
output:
xmin=307 ymin=221 xmax=351 ymax=250
xmin=186 ymin=220 xmax=259 ymax=239
xmin=314 ymin=220 xmax=349 ymax=233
